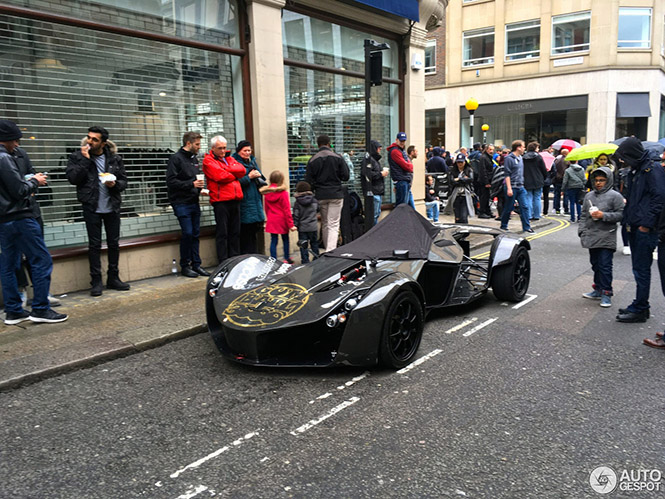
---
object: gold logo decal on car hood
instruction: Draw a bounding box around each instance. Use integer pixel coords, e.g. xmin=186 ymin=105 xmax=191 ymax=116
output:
xmin=223 ymin=283 xmax=310 ymax=327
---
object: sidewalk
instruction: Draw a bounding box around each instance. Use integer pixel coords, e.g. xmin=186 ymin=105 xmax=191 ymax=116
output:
xmin=0 ymin=211 xmax=555 ymax=391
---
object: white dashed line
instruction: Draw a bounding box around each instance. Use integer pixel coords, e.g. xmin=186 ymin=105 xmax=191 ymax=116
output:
xmin=175 ymin=484 xmax=208 ymax=499
xmin=445 ymin=318 xmax=478 ymax=334
xmin=290 ymin=397 xmax=361 ymax=436
xmin=512 ymin=294 xmax=537 ymax=309
xmin=396 ymin=349 xmax=443 ymax=374
xmin=336 ymin=371 xmax=370 ymax=391
xmin=462 ymin=317 xmax=498 ymax=337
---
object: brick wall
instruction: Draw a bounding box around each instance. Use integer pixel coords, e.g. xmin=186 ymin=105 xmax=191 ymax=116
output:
xmin=425 ymin=17 xmax=446 ymax=89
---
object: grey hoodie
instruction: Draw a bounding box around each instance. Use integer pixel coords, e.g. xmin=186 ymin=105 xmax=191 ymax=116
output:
xmin=562 ymin=162 xmax=586 ymax=191
xmin=578 ymin=166 xmax=625 ymax=250
xmin=293 ymin=190 xmax=319 ymax=233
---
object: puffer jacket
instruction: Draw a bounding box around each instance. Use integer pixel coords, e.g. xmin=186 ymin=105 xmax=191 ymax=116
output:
xmin=578 ymin=167 xmax=625 ymax=250
xmin=361 ymin=140 xmax=385 ymax=196
xmin=0 ymin=145 xmax=40 ymax=223
xmin=293 ymin=191 xmax=319 ymax=233
xmin=304 ymin=146 xmax=349 ymax=200
xmin=562 ymin=163 xmax=586 ymax=191
xmin=66 ymin=141 xmax=127 ymax=212
xmin=202 ymin=151 xmax=245 ymax=203
xmin=232 ymin=152 xmax=265 ymax=224
xmin=387 ymin=142 xmax=413 ymax=183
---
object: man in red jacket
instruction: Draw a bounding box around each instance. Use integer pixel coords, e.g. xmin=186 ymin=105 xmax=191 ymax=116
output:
xmin=202 ymin=136 xmax=245 ymax=263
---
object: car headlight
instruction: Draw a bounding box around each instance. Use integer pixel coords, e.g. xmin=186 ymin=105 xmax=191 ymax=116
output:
xmin=326 ymin=294 xmax=363 ymax=328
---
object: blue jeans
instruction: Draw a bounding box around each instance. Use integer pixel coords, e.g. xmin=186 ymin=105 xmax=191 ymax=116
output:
xmin=425 ymin=201 xmax=439 ymax=222
xmin=0 ymin=218 xmax=53 ymax=313
xmin=589 ymin=248 xmax=613 ymax=295
xmin=500 ymin=185 xmax=531 ymax=231
xmin=172 ymin=203 xmax=201 ymax=268
xmin=395 ymin=180 xmax=415 ymax=209
xmin=373 ymin=195 xmax=382 ymax=224
xmin=566 ymin=189 xmax=582 ymax=221
xmin=270 ymin=233 xmax=290 ymax=260
xmin=298 ymin=231 xmax=318 ymax=263
xmin=525 ymin=188 xmax=542 ymax=220
xmin=627 ymin=228 xmax=658 ymax=313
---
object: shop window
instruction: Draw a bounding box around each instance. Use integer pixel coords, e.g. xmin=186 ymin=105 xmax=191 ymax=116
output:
xmin=505 ymin=20 xmax=540 ymax=61
xmin=551 ymin=11 xmax=590 ymax=55
xmin=425 ymin=40 xmax=436 ymax=74
xmin=426 ymin=109 xmax=445 ymax=148
xmin=0 ymin=16 xmax=244 ymax=249
xmin=618 ymin=8 xmax=652 ymax=49
xmin=463 ymin=27 xmax=495 ymax=67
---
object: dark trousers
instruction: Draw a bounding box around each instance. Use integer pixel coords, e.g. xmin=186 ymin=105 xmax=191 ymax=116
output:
xmin=566 ymin=188 xmax=582 ymax=221
xmin=15 ymin=216 xmax=44 ymax=289
xmin=212 ymin=200 xmax=241 ymax=264
xmin=553 ymin=184 xmax=562 ymax=212
xmin=453 ymin=196 xmax=469 ymax=223
xmin=589 ymin=248 xmax=614 ymax=295
xmin=172 ymin=203 xmax=201 ymax=268
xmin=298 ymin=230 xmax=319 ymax=263
xmin=542 ymin=184 xmax=551 ymax=215
xmin=478 ymin=185 xmax=491 ymax=216
xmin=0 ymin=218 xmax=52 ymax=312
xmin=240 ymin=222 xmax=263 ymax=255
xmin=658 ymin=238 xmax=665 ymax=296
xmin=83 ymin=208 xmax=121 ymax=279
xmin=627 ymin=227 xmax=658 ymax=313
xmin=270 ymin=233 xmax=290 ymax=260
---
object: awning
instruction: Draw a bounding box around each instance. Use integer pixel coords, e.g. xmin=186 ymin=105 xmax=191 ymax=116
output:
xmin=352 ymin=0 xmax=420 ymax=22
xmin=616 ymin=93 xmax=651 ymax=118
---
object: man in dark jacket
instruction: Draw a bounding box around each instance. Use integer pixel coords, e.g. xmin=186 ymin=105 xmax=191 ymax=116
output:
xmin=0 ymin=120 xmax=67 ymax=324
xmin=387 ymin=132 xmax=415 ymax=209
xmin=66 ymin=126 xmax=130 ymax=296
xmin=615 ymin=137 xmax=665 ymax=323
xmin=426 ymin=147 xmax=448 ymax=174
xmin=361 ymin=140 xmax=389 ymax=229
xmin=305 ymin=134 xmax=349 ymax=252
xmin=166 ymin=131 xmax=210 ymax=278
xmin=477 ymin=144 xmax=495 ymax=218
xmin=523 ymin=142 xmax=548 ymax=221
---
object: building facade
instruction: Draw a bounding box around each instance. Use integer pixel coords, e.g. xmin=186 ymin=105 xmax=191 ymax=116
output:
xmin=425 ymin=0 xmax=665 ymax=151
xmin=0 ymin=0 xmax=445 ymax=294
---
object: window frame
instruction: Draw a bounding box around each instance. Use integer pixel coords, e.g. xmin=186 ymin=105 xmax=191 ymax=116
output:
xmin=505 ymin=19 xmax=540 ymax=62
xmin=462 ymin=27 xmax=495 ymax=67
xmin=424 ymin=39 xmax=436 ymax=75
xmin=551 ymin=11 xmax=591 ymax=56
xmin=617 ymin=7 xmax=652 ymax=49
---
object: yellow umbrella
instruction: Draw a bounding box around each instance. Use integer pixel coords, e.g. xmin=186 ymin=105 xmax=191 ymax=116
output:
xmin=565 ymin=143 xmax=618 ymax=162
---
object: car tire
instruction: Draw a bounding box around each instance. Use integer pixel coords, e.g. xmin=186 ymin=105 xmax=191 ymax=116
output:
xmin=379 ymin=290 xmax=424 ymax=369
xmin=491 ymin=246 xmax=530 ymax=302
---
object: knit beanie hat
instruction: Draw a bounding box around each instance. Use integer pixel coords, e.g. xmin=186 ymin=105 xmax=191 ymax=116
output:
xmin=236 ymin=140 xmax=251 ymax=153
xmin=0 ymin=120 xmax=22 ymax=141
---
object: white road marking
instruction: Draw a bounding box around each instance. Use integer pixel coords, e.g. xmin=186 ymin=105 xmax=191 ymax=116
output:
xmin=445 ymin=318 xmax=478 ymax=334
xmin=170 ymin=432 xmax=259 ymax=479
xmin=396 ymin=349 xmax=443 ymax=374
xmin=462 ymin=317 xmax=498 ymax=337
xmin=309 ymin=392 xmax=333 ymax=404
xmin=512 ymin=294 xmax=537 ymax=309
xmin=336 ymin=371 xmax=370 ymax=391
xmin=175 ymin=484 xmax=208 ymax=499
xmin=290 ymin=397 xmax=360 ymax=436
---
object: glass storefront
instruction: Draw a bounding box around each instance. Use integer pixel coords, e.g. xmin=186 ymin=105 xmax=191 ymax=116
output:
xmin=282 ymin=11 xmax=399 ymax=202
xmin=425 ymin=109 xmax=446 ymax=148
xmin=1 ymin=1 xmax=243 ymax=249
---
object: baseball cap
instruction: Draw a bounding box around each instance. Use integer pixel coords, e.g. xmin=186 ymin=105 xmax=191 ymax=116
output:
xmin=455 ymin=153 xmax=466 ymax=162
xmin=396 ymin=132 xmax=407 ymax=141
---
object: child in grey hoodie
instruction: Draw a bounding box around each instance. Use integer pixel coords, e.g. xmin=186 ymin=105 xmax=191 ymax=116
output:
xmin=293 ymin=181 xmax=319 ymax=263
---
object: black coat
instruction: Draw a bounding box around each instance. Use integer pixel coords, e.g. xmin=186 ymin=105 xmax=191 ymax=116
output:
xmin=305 ymin=146 xmax=349 ymax=200
xmin=523 ymin=151 xmax=548 ymax=190
xmin=0 ymin=145 xmax=40 ymax=223
xmin=361 ymin=140 xmax=385 ymax=196
xmin=166 ymin=147 xmax=201 ymax=205
xmin=66 ymin=146 xmax=127 ymax=212
xmin=478 ymin=151 xmax=494 ymax=185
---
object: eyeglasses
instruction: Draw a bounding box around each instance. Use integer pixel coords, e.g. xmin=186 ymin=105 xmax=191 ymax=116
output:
xmin=593 ymin=178 xmax=607 ymax=182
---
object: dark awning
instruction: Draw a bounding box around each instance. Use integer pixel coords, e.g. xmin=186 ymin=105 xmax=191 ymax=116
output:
xmin=352 ymin=0 xmax=420 ymax=22
xmin=616 ymin=93 xmax=651 ymax=118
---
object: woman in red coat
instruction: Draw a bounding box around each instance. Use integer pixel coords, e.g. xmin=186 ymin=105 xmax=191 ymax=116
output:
xmin=202 ymin=136 xmax=246 ymax=263
xmin=260 ymin=170 xmax=296 ymax=263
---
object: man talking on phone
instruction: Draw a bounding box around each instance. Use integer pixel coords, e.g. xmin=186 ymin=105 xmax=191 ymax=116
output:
xmin=66 ymin=126 xmax=129 ymax=296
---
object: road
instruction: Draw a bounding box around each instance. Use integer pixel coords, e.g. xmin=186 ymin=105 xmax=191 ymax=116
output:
xmin=2 ymin=219 xmax=664 ymax=498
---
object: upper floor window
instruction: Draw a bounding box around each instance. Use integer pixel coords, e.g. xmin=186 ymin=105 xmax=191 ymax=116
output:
xmin=618 ymin=8 xmax=652 ymax=49
xmin=463 ymin=27 xmax=495 ymax=67
xmin=505 ymin=20 xmax=540 ymax=61
xmin=552 ymin=11 xmax=590 ymax=55
xmin=425 ymin=40 xmax=436 ymax=74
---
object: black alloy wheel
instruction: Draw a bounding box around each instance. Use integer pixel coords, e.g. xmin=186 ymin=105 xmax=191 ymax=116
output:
xmin=379 ymin=290 xmax=424 ymax=368
xmin=491 ymin=246 xmax=530 ymax=302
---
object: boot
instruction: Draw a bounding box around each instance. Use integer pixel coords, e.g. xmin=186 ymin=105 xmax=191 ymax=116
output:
xmin=107 ymin=273 xmax=130 ymax=291
xmin=90 ymin=276 xmax=103 ymax=297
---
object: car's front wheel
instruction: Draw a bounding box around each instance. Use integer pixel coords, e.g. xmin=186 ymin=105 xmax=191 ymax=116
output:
xmin=379 ymin=290 xmax=424 ymax=369
xmin=491 ymin=246 xmax=530 ymax=301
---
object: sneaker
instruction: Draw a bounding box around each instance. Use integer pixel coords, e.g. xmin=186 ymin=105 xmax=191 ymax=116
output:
xmin=27 ymin=295 xmax=62 ymax=307
xmin=622 ymin=246 xmax=631 ymax=256
xmin=29 ymin=308 xmax=68 ymax=323
xmin=582 ymin=290 xmax=602 ymax=300
xmin=5 ymin=310 xmax=30 ymax=325
xmin=600 ymin=295 xmax=611 ymax=308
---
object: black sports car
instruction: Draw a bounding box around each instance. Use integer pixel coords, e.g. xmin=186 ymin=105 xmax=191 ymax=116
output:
xmin=206 ymin=205 xmax=531 ymax=369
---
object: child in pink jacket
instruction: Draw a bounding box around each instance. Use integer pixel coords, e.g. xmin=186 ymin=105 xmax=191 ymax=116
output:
xmin=260 ymin=171 xmax=296 ymax=263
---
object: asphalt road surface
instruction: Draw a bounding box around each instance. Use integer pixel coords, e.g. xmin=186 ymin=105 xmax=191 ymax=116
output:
xmin=2 ymin=219 xmax=664 ymax=498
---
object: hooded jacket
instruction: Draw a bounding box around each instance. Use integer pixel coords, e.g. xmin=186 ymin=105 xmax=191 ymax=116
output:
xmin=578 ymin=166 xmax=625 ymax=250
xmin=0 ymin=144 xmax=41 ymax=223
xmin=260 ymin=183 xmax=294 ymax=234
xmin=232 ymin=152 xmax=265 ymax=225
xmin=562 ymin=163 xmax=586 ymax=191
xmin=293 ymin=190 xmax=319 ymax=233
xmin=426 ymin=147 xmax=448 ymax=173
xmin=361 ymin=140 xmax=386 ymax=196
xmin=202 ymin=151 xmax=245 ymax=203
xmin=522 ymin=151 xmax=548 ymax=190
xmin=304 ymin=146 xmax=349 ymax=200
xmin=66 ymin=141 xmax=127 ymax=212
xmin=166 ymin=147 xmax=201 ymax=205
xmin=387 ymin=142 xmax=413 ymax=183
xmin=619 ymin=137 xmax=665 ymax=229
xmin=478 ymin=150 xmax=494 ymax=186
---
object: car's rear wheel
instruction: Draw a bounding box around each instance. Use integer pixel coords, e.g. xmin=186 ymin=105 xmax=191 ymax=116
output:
xmin=491 ymin=246 xmax=530 ymax=301
xmin=379 ymin=290 xmax=424 ymax=369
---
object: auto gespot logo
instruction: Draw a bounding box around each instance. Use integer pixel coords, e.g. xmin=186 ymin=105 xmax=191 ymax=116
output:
xmin=223 ymin=283 xmax=310 ymax=327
